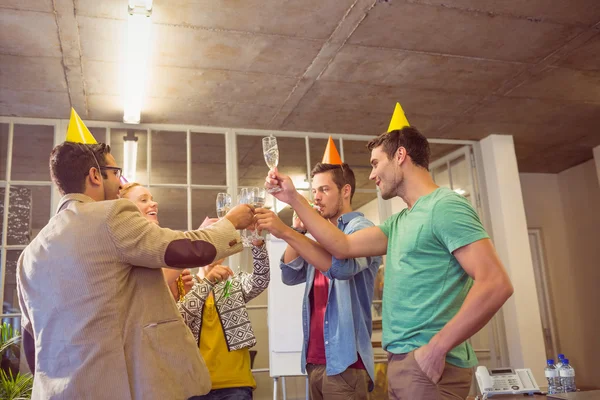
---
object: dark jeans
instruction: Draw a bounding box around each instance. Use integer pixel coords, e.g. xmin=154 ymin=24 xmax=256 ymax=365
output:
xmin=189 ymin=387 xmax=253 ymax=400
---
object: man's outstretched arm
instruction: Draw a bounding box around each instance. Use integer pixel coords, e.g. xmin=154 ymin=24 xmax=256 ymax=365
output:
xmin=265 ymin=168 xmax=387 ymax=258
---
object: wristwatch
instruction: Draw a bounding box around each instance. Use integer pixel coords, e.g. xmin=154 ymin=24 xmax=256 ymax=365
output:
xmin=291 ymin=227 xmax=307 ymax=235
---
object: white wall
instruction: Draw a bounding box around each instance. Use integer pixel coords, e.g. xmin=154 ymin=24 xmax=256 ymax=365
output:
xmin=520 ymin=159 xmax=600 ymax=389
xmin=390 ymin=196 xmax=408 ymax=214
xmin=356 ymin=195 xmax=382 ymax=225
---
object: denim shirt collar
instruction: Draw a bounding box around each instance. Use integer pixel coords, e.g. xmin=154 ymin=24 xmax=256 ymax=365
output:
xmin=337 ymin=211 xmax=364 ymax=228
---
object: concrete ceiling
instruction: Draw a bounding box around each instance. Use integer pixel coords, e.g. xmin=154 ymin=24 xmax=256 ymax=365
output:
xmin=1 ymin=0 xmax=600 ymax=173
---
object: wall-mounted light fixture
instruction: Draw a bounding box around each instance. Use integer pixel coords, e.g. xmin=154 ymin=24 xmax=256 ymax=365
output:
xmin=123 ymin=131 xmax=139 ymax=182
xmin=123 ymin=0 xmax=153 ymax=124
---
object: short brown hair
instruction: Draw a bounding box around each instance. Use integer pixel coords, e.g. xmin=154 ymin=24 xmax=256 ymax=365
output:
xmin=310 ymin=163 xmax=356 ymax=202
xmin=119 ymin=182 xmax=142 ymax=199
xmin=367 ymin=126 xmax=430 ymax=170
xmin=49 ymin=142 xmax=112 ymax=195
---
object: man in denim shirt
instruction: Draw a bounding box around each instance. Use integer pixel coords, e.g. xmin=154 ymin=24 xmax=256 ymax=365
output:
xmin=256 ymin=163 xmax=382 ymax=400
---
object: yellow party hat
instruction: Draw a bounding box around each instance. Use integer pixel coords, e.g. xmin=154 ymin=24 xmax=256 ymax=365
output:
xmin=66 ymin=108 xmax=97 ymax=144
xmin=387 ymin=102 xmax=410 ymax=132
xmin=322 ymin=136 xmax=343 ymax=165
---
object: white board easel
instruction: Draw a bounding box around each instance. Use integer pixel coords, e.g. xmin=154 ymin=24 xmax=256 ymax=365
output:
xmin=267 ymin=237 xmax=309 ymax=400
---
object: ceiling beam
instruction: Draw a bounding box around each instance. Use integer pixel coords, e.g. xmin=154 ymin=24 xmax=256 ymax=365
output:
xmin=268 ymin=0 xmax=378 ymax=129
xmin=52 ymin=0 xmax=88 ymax=117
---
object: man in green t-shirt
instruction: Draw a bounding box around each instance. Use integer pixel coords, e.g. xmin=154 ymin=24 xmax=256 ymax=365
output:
xmin=262 ymin=127 xmax=514 ymax=399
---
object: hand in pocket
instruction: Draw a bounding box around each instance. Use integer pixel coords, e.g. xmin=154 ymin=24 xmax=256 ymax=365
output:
xmin=414 ymin=344 xmax=446 ymax=384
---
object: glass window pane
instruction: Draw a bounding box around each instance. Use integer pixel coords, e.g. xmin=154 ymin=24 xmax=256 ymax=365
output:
xmin=449 ymin=154 xmax=472 ymax=200
xmin=191 ymin=132 xmax=226 ymax=186
xmin=5 ymin=185 xmax=51 ymax=245
xmin=150 ymin=187 xmax=187 ymax=231
xmin=432 ymin=162 xmax=450 ymax=189
xmin=341 ymin=140 xmax=375 ymax=191
xmin=152 ymin=130 xmax=187 ymax=185
xmin=3 ymin=250 xmax=23 ymax=313
xmin=110 ymin=129 xmax=148 ymax=185
xmin=430 ymin=143 xmax=463 ymax=165
xmin=12 ymin=124 xmax=54 ymax=181
xmin=238 ymin=136 xmax=307 ymax=189
xmin=238 ymin=135 xmax=266 ymax=188
xmin=88 ymin=127 xmax=106 ymax=144
xmin=278 ymin=137 xmax=308 ymax=189
xmin=0 ymin=123 xmax=9 ymax=180
xmin=191 ymin=189 xmax=223 ymax=229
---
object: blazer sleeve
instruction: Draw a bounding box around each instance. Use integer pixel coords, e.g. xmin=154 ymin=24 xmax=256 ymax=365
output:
xmin=106 ymin=199 xmax=243 ymax=269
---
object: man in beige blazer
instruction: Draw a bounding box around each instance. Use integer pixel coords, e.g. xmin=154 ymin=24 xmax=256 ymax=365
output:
xmin=17 ymin=141 xmax=253 ymax=400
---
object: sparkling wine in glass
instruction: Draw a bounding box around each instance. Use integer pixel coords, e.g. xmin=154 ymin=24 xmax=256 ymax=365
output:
xmin=251 ymin=187 xmax=266 ymax=209
xmin=216 ymin=193 xmax=231 ymax=219
xmin=250 ymin=187 xmax=266 ymax=241
xmin=262 ymin=136 xmax=282 ymax=193
xmin=238 ymin=188 xmax=252 ymax=247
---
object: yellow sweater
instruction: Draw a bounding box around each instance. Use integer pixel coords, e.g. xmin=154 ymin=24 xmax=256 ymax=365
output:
xmin=199 ymin=295 xmax=256 ymax=390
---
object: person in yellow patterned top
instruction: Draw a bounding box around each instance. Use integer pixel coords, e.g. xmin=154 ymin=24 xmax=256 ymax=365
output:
xmin=180 ymin=219 xmax=270 ymax=400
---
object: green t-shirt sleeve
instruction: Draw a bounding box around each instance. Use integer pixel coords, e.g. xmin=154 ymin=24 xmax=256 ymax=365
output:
xmin=378 ymin=214 xmax=394 ymax=238
xmin=432 ymin=194 xmax=489 ymax=253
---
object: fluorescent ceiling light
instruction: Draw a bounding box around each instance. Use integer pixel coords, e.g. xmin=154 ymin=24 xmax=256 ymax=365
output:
xmin=123 ymin=0 xmax=153 ymax=124
xmin=123 ymin=131 xmax=139 ymax=182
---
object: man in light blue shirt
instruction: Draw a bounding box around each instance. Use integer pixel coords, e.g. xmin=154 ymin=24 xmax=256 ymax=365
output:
xmin=256 ymin=162 xmax=382 ymax=400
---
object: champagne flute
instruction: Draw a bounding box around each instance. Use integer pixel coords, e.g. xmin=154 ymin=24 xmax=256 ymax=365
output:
xmin=216 ymin=193 xmax=231 ymax=219
xmin=238 ymin=188 xmax=252 ymax=247
xmin=262 ymin=136 xmax=282 ymax=193
xmin=250 ymin=187 xmax=266 ymax=240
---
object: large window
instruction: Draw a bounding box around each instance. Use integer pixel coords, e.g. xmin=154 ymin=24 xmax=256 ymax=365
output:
xmin=0 ymin=122 xmax=56 ymax=341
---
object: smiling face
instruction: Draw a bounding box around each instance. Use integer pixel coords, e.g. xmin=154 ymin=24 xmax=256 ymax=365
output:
xmin=122 ymin=185 xmax=159 ymax=224
xmin=369 ymin=145 xmax=403 ymax=200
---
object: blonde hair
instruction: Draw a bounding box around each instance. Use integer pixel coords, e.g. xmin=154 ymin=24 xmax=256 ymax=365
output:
xmin=119 ymin=182 xmax=142 ymax=199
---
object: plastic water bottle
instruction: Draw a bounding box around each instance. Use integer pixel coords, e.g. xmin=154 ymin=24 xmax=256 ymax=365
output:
xmin=559 ymin=359 xmax=576 ymax=392
xmin=556 ymin=353 xmax=565 ymax=369
xmin=545 ymin=359 xmax=562 ymax=394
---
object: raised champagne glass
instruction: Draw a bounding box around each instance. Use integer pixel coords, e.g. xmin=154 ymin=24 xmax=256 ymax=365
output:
xmin=262 ymin=136 xmax=282 ymax=193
